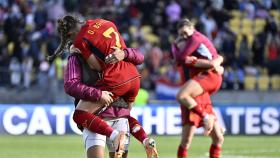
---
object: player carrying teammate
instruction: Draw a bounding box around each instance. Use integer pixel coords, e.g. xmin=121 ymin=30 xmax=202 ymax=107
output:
xmin=172 ymin=18 xmax=224 ymax=158
xmin=48 ymin=15 xmax=158 ymax=158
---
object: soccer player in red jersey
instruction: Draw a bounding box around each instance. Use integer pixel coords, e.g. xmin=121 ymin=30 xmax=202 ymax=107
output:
xmin=172 ymin=19 xmax=224 ymax=158
xmin=65 ymin=47 xmax=158 ymax=158
xmin=49 ymin=15 xmax=158 ymax=158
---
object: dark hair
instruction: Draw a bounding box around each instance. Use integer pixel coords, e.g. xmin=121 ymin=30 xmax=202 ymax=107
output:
xmin=47 ymin=15 xmax=81 ymax=61
xmin=177 ymin=18 xmax=194 ymax=29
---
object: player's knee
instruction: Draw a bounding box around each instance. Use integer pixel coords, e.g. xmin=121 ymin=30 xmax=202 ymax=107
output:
xmin=72 ymin=110 xmax=79 ymax=123
xmin=176 ymin=93 xmax=187 ymax=102
xmin=213 ymin=135 xmax=224 ymax=145
xmin=218 ymin=135 xmax=224 ymax=145
xmin=180 ymin=139 xmax=192 ymax=149
xmin=73 ymin=109 xmax=84 ymax=125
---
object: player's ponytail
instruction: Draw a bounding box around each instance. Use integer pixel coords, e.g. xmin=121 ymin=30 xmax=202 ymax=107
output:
xmin=47 ymin=15 xmax=83 ymax=61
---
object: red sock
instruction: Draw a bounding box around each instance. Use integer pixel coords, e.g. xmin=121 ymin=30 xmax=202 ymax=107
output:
xmin=191 ymin=105 xmax=206 ymax=118
xmin=209 ymin=144 xmax=221 ymax=158
xmin=128 ymin=115 xmax=148 ymax=143
xmin=177 ymin=145 xmax=187 ymax=158
xmin=73 ymin=110 xmax=113 ymax=137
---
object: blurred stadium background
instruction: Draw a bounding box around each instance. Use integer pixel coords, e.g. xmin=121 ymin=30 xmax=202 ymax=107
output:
xmin=0 ymin=0 xmax=280 ymax=158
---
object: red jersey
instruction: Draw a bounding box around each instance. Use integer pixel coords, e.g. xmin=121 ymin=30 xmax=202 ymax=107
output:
xmin=173 ymin=30 xmax=219 ymax=78
xmin=74 ymin=19 xmax=140 ymax=87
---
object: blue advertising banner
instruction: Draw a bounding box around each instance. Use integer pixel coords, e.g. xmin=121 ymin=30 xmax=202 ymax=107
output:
xmin=0 ymin=104 xmax=279 ymax=135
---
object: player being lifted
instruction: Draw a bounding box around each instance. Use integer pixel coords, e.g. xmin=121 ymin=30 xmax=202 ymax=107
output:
xmin=48 ymin=15 xmax=158 ymax=158
xmin=172 ymin=19 xmax=224 ymax=158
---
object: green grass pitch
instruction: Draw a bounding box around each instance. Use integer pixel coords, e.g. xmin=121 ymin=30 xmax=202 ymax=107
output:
xmin=0 ymin=135 xmax=279 ymax=158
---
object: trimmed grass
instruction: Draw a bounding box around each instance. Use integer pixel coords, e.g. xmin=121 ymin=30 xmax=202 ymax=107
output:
xmin=0 ymin=135 xmax=279 ymax=158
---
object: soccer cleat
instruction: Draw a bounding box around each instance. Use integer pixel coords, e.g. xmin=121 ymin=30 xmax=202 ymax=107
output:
xmin=113 ymin=131 xmax=127 ymax=158
xmin=144 ymin=138 xmax=159 ymax=158
xmin=220 ymin=126 xmax=226 ymax=135
xmin=203 ymin=114 xmax=215 ymax=136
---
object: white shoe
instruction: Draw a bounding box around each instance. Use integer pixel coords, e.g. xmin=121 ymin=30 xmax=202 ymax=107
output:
xmin=144 ymin=138 xmax=159 ymax=158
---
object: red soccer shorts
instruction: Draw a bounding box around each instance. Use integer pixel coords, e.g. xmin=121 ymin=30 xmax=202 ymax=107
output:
xmin=180 ymin=92 xmax=216 ymax=127
xmin=98 ymin=77 xmax=140 ymax=103
xmin=193 ymin=70 xmax=222 ymax=95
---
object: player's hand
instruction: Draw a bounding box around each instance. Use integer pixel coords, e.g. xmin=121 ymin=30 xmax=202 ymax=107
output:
xmin=185 ymin=56 xmax=197 ymax=65
xmin=105 ymin=46 xmax=125 ymax=64
xmin=69 ymin=44 xmax=81 ymax=54
xmin=214 ymin=65 xmax=224 ymax=75
xmin=99 ymin=91 xmax=114 ymax=107
xmin=211 ymin=55 xmax=223 ymax=68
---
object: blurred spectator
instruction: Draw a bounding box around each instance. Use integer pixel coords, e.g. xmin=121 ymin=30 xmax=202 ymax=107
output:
xmin=265 ymin=34 xmax=280 ymax=75
xmin=211 ymin=0 xmax=224 ymax=11
xmin=244 ymin=1 xmax=255 ymax=19
xmin=22 ymin=56 xmax=33 ymax=89
xmin=221 ymin=30 xmax=236 ymax=66
xmin=200 ymin=12 xmax=217 ymax=39
xmin=9 ymin=57 xmax=21 ymax=88
xmin=0 ymin=0 xmax=279 ymax=101
xmin=238 ymin=34 xmax=251 ymax=66
xmin=37 ymin=60 xmax=49 ymax=88
xmin=165 ymin=0 xmax=181 ymax=24
xmin=223 ymin=65 xmax=245 ymax=90
xmin=252 ymin=32 xmax=266 ymax=66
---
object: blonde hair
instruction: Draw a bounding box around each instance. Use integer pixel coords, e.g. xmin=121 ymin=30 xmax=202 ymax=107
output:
xmin=177 ymin=18 xmax=194 ymax=29
xmin=47 ymin=15 xmax=82 ymax=61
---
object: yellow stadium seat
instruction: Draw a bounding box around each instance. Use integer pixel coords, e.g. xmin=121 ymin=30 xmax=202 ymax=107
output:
xmin=271 ymin=75 xmax=280 ymax=90
xmin=246 ymin=34 xmax=254 ymax=48
xmin=129 ymin=26 xmax=137 ymax=34
xmin=244 ymin=75 xmax=257 ymax=90
xmin=230 ymin=26 xmax=240 ymax=34
xmin=141 ymin=25 xmax=153 ymax=34
xmin=231 ymin=10 xmax=243 ymax=18
xmin=254 ymin=18 xmax=266 ymax=27
xmin=130 ymin=42 xmax=138 ymax=48
xmin=260 ymin=67 xmax=269 ymax=75
xmin=241 ymin=27 xmax=253 ymax=35
xmin=7 ymin=42 xmax=15 ymax=56
xmin=253 ymin=26 xmax=264 ymax=34
xmin=144 ymin=33 xmax=159 ymax=44
xmin=229 ymin=18 xmax=240 ymax=27
xmin=257 ymin=75 xmax=270 ymax=91
xmin=242 ymin=18 xmax=253 ymax=28
xmin=235 ymin=34 xmax=243 ymax=54
xmin=270 ymin=10 xmax=280 ymax=18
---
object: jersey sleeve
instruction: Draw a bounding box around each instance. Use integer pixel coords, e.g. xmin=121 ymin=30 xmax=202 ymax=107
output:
xmin=181 ymin=35 xmax=200 ymax=59
xmin=124 ymin=48 xmax=144 ymax=65
xmin=64 ymin=55 xmax=102 ymax=102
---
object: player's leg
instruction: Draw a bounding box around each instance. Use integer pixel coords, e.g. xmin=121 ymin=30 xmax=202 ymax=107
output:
xmin=177 ymin=79 xmax=204 ymax=109
xmin=176 ymin=79 xmax=211 ymax=120
xmin=127 ymin=111 xmax=159 ymax=158
xmin=128 ymin=115 xmax=148 ymax=143
xmin=83 ymin=129 xmax=106 ymax=158
xmin=177 ymin=124 xmax=197 ymax=158
xmin=87 ymin=146 xmax=105 ymax=158
xmin=73 ymin=100 xmax=126 ymax=148
xmin=177 ymin=72 xmax=221 ymax=134
xmin=209 ymin=122 xmax=224 ymax=158
xmin=106 ymin=118 xmax=130 ymax=158
xmin=177 ymin=85 xmax=215 ymax=135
